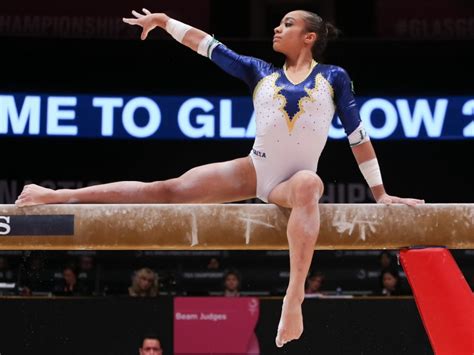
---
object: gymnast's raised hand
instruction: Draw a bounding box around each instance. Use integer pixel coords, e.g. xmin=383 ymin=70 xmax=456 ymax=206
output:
xmin=122 ymin=8 xmax=161 ymax=41
xmin=122 ymin=9 xmax=216 ymax=57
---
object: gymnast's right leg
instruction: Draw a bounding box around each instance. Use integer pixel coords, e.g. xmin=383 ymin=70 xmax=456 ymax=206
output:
xmin=15 ymin=157 xmax=257 ymax=206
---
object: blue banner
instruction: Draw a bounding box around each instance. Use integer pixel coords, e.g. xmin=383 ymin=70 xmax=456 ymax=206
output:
xmin=0 ymin=93 xmax=473 ymax=140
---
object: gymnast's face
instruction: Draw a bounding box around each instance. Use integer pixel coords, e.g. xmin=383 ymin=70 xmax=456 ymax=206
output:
xmin=273 ymin=11 xmax=316 ymax=56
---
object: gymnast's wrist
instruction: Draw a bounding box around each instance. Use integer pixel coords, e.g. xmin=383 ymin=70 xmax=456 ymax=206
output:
xmin=372 ymin=186 xmax=387 ymax=203
xmin=155 ymin=14 xmax=169 ymax=29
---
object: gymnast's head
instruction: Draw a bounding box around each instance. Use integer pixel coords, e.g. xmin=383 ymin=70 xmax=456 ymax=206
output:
xmin=273 ymin=10 xmax=340 ymax=61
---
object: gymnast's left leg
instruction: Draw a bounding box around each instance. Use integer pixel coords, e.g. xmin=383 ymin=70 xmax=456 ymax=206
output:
xmin=267 ymin=170 xmax=323 ymax=348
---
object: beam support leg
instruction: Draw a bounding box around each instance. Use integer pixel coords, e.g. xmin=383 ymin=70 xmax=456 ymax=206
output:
xmin=399 ymin=248 xmax=473 ymax=355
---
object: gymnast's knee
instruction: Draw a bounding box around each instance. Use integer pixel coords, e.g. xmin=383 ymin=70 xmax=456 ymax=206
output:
xmin=291 ymin=171 xmax=324 ymax=206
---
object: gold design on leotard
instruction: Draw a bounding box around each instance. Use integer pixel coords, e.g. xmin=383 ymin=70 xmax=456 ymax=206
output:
xmin=291 ymin=73 xmax=334 ymax=130
xmin=270 ymin=72 xmax=334 ymax=133
xmin=267 ymin=72 xmax=292 ymax=129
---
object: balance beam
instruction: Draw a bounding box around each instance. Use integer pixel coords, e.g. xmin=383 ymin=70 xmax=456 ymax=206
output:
xmin=0 ymin=204 xmax=472 ymax=250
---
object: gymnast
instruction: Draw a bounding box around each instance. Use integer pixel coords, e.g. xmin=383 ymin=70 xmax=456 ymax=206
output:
xmin=16 ymin=9 xmax=424 ymax=347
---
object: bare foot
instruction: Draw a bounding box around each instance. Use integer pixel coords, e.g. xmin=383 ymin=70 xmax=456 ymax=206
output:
xmin=15 ymin=184 xmax=56 ymax=207
xmin=275 ymin=296 xmax=304 ymax=348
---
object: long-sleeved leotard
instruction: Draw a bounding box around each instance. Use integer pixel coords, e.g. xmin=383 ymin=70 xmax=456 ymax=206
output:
xmin=210 ymin=43 xmax=362 ymax=202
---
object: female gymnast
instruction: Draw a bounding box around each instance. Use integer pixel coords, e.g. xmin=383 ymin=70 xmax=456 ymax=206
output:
xmin=16 ymin=9 xmax=424 ymax=347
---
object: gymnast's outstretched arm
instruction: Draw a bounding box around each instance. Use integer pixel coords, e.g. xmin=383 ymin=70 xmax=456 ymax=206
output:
xmin=122 ymin=9 xmax=271 ymax=89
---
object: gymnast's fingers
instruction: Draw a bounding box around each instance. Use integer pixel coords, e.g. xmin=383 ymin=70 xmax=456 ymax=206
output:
xmin=400 ymin=197 xmax=425 ymax=206
xmin=141 ymin=28 xmax=151 ymax=41
xmin=132 ymin=10 xmax=144 ymax=18
xmin=122 ymin=17 xmax=140 ymax=26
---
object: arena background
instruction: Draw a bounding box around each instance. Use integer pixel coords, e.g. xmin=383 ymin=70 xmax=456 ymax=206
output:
xmin=0 ymin=0 xmax=473 ymax=354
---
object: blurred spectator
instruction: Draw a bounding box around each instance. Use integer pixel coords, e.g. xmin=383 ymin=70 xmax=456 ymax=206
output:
xmin=378 ymin=268 xmax=409 ymax=296
xmin=129 ymin=268 xmax=159 ymax=297
xmin=379 ymin=251 xmax=396 ymax=270
xmin=0 ymin=256 xmax=15 ymax=283
xmin=18 ymin=254 xmax=53 ymax=296
xmin=305 ymin=270 xmax=325 ymax=296
xmin=54 ymin=266 xmax=91 ymax=296
xmin=78 ymin=255 xmax=94 ymax=273
xmin=139 ymin=333 xmax=163 ymax=355
xmin=0 ymin=256 xmax=16 ymax=295
xmin=63 ymin=267 xmax=77 ymax=294
xmin=223 ymin=269 xmax=241 ymax=297
xmin=77 ymin=255 xmax=96 ymax=295
xmin=206 ymin=257 xmax=220 ymax=270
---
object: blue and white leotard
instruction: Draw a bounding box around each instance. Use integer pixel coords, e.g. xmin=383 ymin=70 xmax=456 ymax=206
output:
xmin=210 ymin=43 xmax=362 ymax=202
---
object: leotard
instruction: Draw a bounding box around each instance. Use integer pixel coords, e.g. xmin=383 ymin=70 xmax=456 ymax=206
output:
xmin=211 ymin=43 xmax=361 ymax=202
